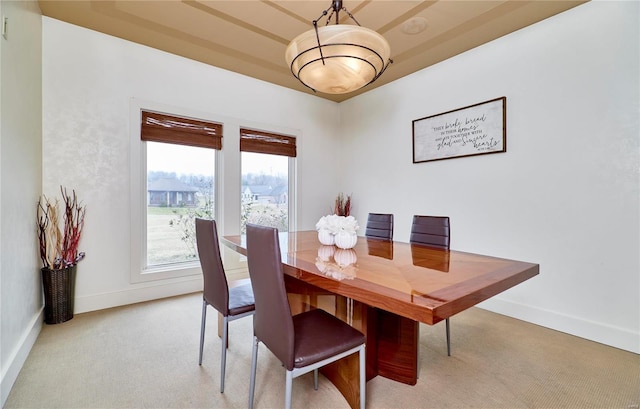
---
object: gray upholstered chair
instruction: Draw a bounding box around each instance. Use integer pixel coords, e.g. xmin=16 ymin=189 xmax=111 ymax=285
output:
xmin=245 ymin=223 xmax=366 ymax=409
xmin=195 ymin=218 xmax=255 ymax=393
xmin=410 ymin=215 xmax=452 ymax=355
xmin=365 ymin=212 xmax=394 ymax=240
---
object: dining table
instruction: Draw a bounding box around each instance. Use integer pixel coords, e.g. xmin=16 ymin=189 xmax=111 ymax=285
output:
xmin=222 ymin=230 xmax=539 ymax=409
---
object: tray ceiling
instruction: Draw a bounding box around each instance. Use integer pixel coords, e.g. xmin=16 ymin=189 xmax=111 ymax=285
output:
xmin=38 ymin=0 xmax=587 ymax=102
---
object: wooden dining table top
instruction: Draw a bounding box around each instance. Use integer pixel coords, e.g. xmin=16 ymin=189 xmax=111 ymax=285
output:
xmin=221 ymin=230 xmax=539 ymax=325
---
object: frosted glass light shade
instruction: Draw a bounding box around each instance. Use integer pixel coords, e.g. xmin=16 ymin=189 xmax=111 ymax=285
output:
xmin=285 ymin=24 xmax=391 ymax=94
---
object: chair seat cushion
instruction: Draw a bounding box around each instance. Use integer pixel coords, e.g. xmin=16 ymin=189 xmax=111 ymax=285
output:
xmin=228 ymin=283 xmax=255 ymax=316
xmin=292 ymin=309 xmax=365 ymax=369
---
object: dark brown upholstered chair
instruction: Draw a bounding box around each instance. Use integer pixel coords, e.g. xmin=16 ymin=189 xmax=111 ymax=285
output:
xmin=195 ymin=218 xmax=255 ymax=393
xmin=245 ymin=224 xmax=366 ymax=409
xmin=410 ymin=215 xmax=450 ymax=249
xmin=365 ymin=212 xmax=394 ymax=240
xmin=410 ymin=215 xmax=452 ymax=356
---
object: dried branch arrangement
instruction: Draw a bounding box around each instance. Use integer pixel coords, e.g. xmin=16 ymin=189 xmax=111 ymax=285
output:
xmin=333 ymin=193 xmax=352 ymax=217
xmin=37 ymin=186 xmax=86 ymax=270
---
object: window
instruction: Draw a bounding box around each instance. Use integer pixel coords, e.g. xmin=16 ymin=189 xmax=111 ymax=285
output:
xmin=132 ymin=109 xmax=222 ymax=281
xmin=240 ymin=128 xmax=296 ymax=233
xmin=146 ymin=142 xmax=215 ymax=265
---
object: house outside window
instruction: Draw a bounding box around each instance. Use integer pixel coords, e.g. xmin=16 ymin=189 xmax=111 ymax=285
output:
xmin=146 ymin=141 xmax=215 ymax=266
xmin=147 ymin=178 xmax=199 ymax=207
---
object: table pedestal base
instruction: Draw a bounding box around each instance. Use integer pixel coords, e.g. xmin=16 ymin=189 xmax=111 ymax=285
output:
xmin=285 ymin=276 xmax=419 ymax=409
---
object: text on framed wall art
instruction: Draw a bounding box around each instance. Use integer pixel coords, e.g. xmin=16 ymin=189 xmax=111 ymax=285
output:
xmin=412 ymin=97 xmax=506 ymax=163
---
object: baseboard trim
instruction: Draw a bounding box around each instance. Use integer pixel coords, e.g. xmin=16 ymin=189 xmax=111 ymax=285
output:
xmin=1 ymin=309 xmax=43 ymax=407
xmin=74 ymin=276 xmax=203 ymax=314
xmin=73 ymin=280 xmax=639 ymax=354
xmin=478 ymin=297 xmax=639 ymax=354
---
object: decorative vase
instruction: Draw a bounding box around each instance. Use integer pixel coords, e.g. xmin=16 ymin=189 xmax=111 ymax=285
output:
xmin=334 ymin=231 xmax=357 ymax=249
xmin=41 ymin=265 xmax=77 ymax=324
xmin=318 ymin=229 xmax=335 ymax=246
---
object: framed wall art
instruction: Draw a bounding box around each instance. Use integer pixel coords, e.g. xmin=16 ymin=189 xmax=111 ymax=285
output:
xmin=412 ymin=97 xmax=506 ymax=163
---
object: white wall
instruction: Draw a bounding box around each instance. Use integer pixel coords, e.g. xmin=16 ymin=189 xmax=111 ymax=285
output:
xmin=340 ymin=1 xmax=639 ymax=353
xmin=41 ymin=17 xmax=342 ymax=314
xmin=0 ymin=1 xmax=43 ymax=406
xmin=40 ymin=1 xmax=639 ymax=356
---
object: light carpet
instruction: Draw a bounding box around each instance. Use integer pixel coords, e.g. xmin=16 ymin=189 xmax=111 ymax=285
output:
xmin=5 ymin=292 xmax=639 ymax=409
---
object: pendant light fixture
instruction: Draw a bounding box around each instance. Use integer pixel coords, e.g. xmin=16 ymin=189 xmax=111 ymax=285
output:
xmin=285 ymin=0 xmax=392 ymax=95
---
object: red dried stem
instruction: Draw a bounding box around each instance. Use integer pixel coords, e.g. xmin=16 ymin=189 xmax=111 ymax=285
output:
xmin=37 ymin=186 xmax=85 ymax=270
xmin=61 ymin=186 xmax=85 ymax=268
xmin=333 ymin=193 xmax=352 ymax=217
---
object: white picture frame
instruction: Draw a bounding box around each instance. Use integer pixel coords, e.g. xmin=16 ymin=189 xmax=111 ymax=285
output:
xmin=413 ymin=97 xmax=506 ymax=163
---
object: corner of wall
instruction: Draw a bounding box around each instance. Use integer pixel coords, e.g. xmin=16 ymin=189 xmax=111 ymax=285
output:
xmin=1 ymin=311 xmax=43 ymax=407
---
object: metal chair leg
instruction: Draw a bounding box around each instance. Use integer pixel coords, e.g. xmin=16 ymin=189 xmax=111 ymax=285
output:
xmin=313 ymin=369 xmax=318 ymax=390
xmin=220 ymin=315 xmax=229 ymax=393
xmin=248 ymin=336 xmax=259 ymax=409
xmin=199 ymin=300 xmax=207 ymax=365
xmin=285 ymin=370 xmax=293 ymax=409
xmin=446 ymin=318 xmax=451 ymax=356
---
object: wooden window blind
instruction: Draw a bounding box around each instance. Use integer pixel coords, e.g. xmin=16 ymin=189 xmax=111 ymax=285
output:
xmin=240 ymin=128 xmax=297 ymax=157
xmin=141 ymin=110 xmax=223 ymax=149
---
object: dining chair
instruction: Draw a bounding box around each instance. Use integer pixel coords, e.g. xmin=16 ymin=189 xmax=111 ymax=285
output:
xmin=365 ymin=212 xmax=394 ymax=240
xmin=195 ymin=218 xmax=255 ymax=393
xmin=410 ymin=215 xmax=452 ymax=356
xmin=245 ymin=223 xmax=366 ymax=409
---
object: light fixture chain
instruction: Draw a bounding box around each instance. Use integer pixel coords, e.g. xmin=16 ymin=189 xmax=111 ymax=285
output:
xmin=312 ymin=5 xmax=331 ymax=26
xmin=341 ymin=7 xmax=361 ymax=27
xmin=313 ymin=21 xmax=327 ymax=67
xmin=324 ymin=8 xmax=336 ymax=26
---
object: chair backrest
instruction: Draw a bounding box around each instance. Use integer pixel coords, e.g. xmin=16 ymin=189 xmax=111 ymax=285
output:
xmin=410 ymin=215 xmax=450 ymax=249
xmin=365 ymin=213 xmax=394 ymax=240
xmin=245 ymin=223 xmax=295 ymax=370
xmin=195 ymin=218 xmax=230 ymax=315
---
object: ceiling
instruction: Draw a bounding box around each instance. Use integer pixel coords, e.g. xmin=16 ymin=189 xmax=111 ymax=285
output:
xmin=38 ymin=0 xmax=587 ymax=102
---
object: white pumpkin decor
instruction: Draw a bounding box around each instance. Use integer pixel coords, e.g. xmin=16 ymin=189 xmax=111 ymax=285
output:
xmin=334 ymin=231 xmax=358 ymax=250
xmin=334 ymin=249 xmax=357 ymax=267
xmin=315 ymin=214 xmax=359 ymax=249
xmin=315 ymin=248 xmax=357 ymax=281
xmin=317 ymin=245 xmax=336 ymax=261
xmin=318 ymin=229 xmax=335 ymax=246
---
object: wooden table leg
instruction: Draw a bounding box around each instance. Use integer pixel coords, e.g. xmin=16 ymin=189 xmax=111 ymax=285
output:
xmin=284 ymin=276 xmax=419 ymax=408
xmin=320 ymin=300 xmax=376 ymax=409
xmin=376 ymin=309 xmax=419 ymax=385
